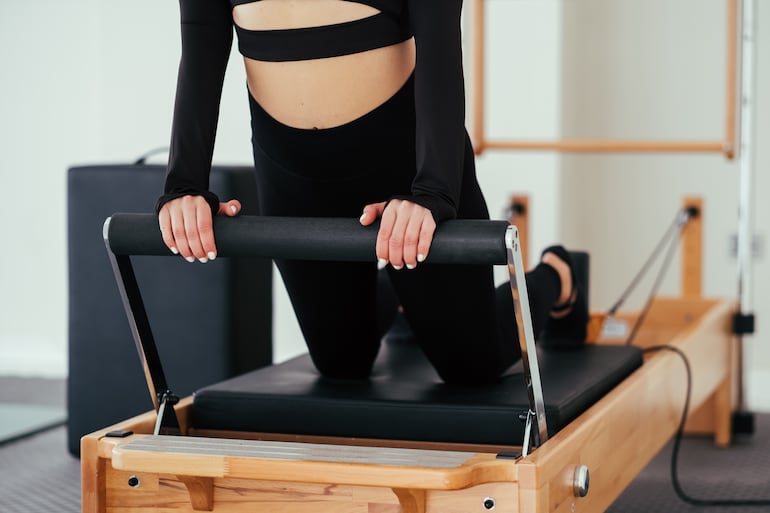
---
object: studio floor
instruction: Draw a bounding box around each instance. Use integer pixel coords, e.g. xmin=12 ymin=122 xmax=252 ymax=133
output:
xmin=1 ymin=377 xmax=769 ymax=513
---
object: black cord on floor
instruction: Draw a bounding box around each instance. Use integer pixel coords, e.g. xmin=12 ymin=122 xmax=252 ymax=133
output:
xmin=600 ymin=205 xmax=769 ymax=505
xmin=643 ymin=345 xmax=770 ymax=507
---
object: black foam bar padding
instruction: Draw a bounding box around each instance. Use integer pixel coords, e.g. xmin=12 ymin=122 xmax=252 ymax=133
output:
xmin=105 ymin=213 xmax=511 ymax=265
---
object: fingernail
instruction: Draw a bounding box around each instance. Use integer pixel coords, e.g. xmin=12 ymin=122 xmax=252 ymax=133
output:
xmin=417 ymin=254 xmax=425 ymax=263
xmin=360 ymin=213 xmax=367 ymax=223
xmin=185 ymin=256 xmax=195 ymax=263
xmin=230 ymin=205 xmax=237 ymax=214
xmin=170 ymin=247 xmax=179 ymax=255
xmin=377 ymin=258 xmax=388 ymax=270
xmin=392 ymin=264 xmax=403 ymax=271
xmin=406 ymin=264 xmax=415 ymax=270
xmin=208 ymin=251 xmax=216 ymax=261
xmin=198 ymin=257 xmax=209 ymax=264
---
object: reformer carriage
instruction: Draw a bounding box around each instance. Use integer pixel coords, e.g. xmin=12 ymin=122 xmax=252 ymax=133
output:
xmin=81 ymin=199 xmax=736 ymax=513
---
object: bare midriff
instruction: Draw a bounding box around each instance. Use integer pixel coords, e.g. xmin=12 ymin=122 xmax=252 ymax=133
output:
xmin=233 ymin=0 xmax=416 ymax=130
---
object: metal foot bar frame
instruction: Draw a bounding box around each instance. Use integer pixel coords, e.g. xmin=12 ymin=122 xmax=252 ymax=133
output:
xmin=506 ymin=226 xmax=547 ymax=455
xmin=103 ymin=214 xmax=547 ymax=451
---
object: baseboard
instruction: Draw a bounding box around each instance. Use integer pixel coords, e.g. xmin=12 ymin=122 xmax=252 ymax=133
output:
xmin=0 ymin=336 xmax=67 ymax=378
xmin=746 ymin=370 xmax=770 ymax=413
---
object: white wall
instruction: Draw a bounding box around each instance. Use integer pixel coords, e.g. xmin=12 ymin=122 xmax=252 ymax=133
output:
xmin=473 ymin=0 xmax=563 ymax=273
xmin=0 ymin=1 xmax=253 ymax=375
xmin=559 ymin=0 xmax=770 ymax=411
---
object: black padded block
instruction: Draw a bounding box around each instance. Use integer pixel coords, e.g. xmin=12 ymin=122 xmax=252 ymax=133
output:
xmin=67 ymin=164 xmax=273 ymax=456
xmin=192 ymin=338 xmax=642 ymax=446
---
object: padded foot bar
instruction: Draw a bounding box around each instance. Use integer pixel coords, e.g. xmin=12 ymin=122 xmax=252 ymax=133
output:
xmin=103 ymin=213 xmax=549 ymax=451
xmin=104 ymin=214 xmax=511 ymax=264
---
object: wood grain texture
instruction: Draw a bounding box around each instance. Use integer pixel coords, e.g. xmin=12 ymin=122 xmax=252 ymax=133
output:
xmin=521 ymin=298 xmax=734 ymax=512
xmin=681 ymin=197 xmax=703 ymax=298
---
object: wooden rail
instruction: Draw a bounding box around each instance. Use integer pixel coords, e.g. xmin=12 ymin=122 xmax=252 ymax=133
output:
xmin=470 ymin=0 xmax=739 ymax=159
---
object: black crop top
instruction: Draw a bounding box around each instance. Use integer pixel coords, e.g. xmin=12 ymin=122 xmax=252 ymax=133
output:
xmin=159 ymin=0 xmax=467 ymax=224
xmin=232 ymin=0 xmax=412 ymax=62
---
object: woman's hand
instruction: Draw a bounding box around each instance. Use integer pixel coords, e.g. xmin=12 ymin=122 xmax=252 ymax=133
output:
xmin=158 ymin=196 xmax=242 ymax=263
xmin=359 ymin=199 xmax=436 ymax=270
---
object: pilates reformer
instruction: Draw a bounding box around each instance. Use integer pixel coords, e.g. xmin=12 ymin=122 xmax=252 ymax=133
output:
xmin=81 ymin=212 xmax=735 ymax=513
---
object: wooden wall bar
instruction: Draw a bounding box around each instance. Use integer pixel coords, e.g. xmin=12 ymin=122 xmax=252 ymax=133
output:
xmin=470 ymin=0 xmax=739 ymax=159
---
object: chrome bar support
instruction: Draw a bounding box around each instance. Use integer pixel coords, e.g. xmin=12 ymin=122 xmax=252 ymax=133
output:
xmin=506 ymin=225 xmax=548 ymax=455
xmin=733 ymin=0 xmax=758 ymax=414
xmin=737 ymin=0 xmax=757 ymax=318
xmin=103 ymin=218 xmax=181 ymax=434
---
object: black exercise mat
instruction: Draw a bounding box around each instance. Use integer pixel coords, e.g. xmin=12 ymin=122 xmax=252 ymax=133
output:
xmin=193 ymin=340 xmax=643 ymax=446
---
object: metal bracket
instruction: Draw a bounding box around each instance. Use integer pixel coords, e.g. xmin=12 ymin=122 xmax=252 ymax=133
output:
xmin=155 ymin=391 xmax=181 ymax=436
xmin=733 ymin=312 xmax=755 ymax=335
xmin=505 ymin=226 xmax=548 ymax=456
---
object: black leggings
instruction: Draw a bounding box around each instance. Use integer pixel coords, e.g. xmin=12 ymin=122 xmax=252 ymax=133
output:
xmin=248 ymin=75 xmax=561 ymax=384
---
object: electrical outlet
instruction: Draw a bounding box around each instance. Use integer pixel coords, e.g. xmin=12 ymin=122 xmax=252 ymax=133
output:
xmin=728 ymin=233 xmax=765 ymax=259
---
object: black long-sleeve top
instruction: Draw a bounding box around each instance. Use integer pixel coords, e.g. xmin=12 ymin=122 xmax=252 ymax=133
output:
xmin=158 ymin=0 xmax=468 ymax=224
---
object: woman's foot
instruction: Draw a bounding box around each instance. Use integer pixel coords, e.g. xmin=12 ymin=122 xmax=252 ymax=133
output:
xmin=539 ymin=246 xmax=588 ymax=349
xmin=541 ymin=250 xmax=576 ymax=319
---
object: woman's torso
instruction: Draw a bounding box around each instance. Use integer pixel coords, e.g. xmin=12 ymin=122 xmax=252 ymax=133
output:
xmin=232 ymin=0 xmax=416 ymax=130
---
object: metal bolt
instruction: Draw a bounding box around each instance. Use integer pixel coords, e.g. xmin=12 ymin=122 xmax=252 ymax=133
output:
xmin=573 ymin=465 xmax=590 ymax=497
xmin=128 ymin=476 xmax=141 ymax=488
xmin=483 ymin=497 xmax=496 ymax=510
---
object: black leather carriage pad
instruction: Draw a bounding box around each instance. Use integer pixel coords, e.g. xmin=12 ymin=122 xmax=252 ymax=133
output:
xmin=192 ymin=338 xmax=643 ymax=446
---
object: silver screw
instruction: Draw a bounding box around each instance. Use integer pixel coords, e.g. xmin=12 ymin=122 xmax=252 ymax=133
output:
xmin=573 ymin=465 xmax=590 ymax=497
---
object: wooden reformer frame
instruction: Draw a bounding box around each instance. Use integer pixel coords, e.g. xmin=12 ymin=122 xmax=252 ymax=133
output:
xmin=81 ymin=197 xmax=736 ymax=513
